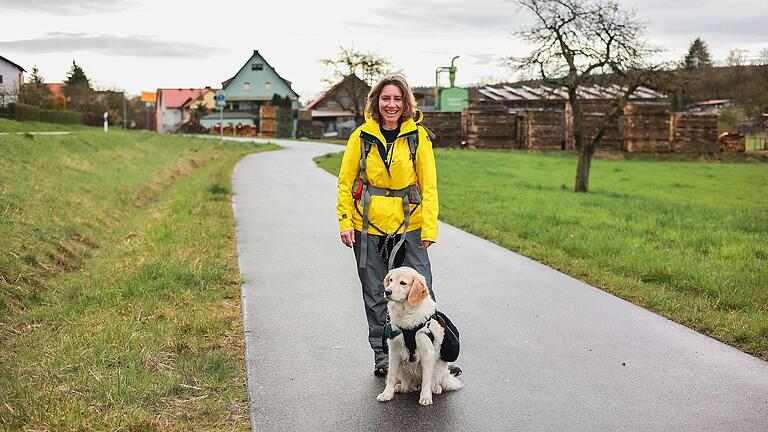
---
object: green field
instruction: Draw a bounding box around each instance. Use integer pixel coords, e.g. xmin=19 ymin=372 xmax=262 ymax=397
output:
xmin=0 ymin=125 xmax=274 ymax=430
xmin=316 ymin=149 xmax=768 ymax=360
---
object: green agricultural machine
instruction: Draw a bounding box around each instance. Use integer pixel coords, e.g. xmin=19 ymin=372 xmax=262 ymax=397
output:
xmin=435 ymin=56 xmax=469 ymax=112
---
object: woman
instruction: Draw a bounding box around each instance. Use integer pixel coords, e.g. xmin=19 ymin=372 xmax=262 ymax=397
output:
xmin=336 ymin=74 xmax=439 ymax=376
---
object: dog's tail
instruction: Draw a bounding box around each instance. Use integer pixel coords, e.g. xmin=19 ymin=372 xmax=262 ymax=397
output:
xmin=441 ymin=373 xmax=463 ymax=392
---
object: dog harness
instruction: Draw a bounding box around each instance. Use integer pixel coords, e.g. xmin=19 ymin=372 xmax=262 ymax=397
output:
xmin=353 ymin=125 xmax=435 ymax=270
xmin=385 ymin=315 xmax=436 ymax=363
xmin=384 ymin=311 xmax=460 ymax=363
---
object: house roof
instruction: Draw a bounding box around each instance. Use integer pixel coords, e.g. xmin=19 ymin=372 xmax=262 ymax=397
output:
xmin=222 ymin=50 xmax=299 ymax=98
xmin=180 ymin=88 xmax=217 ymax=108
xmin=478 ymin=84 xmax=666 ymax=101
xmin=0 ymin=55 xmax=25 ymax=72
xmin=157 ymin=88 xmax=206 ymax=108
xmin=305 ymin=74 xmax=368 ymax=111
xmin=689 ymin=99 xmax=732 ymax=107
xmin=47 ymin=83 xmax=64 ymax=98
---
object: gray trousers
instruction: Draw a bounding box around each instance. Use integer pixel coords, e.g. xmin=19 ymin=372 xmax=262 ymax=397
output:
xmin=353 ymin=228 xmax=435 ymax=363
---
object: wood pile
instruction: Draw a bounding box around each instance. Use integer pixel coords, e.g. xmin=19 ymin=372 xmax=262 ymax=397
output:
xmin=260 ymin=105 xmax=277 ymax=138
xmin=235 ymin=124 xmax=257 ymax=137
xmin=525 ymin=110 xmax=565 ymax=150
xmin=463 ymin=104 xmax=519 ymax=149
xmin=421 ymin=112 xmax=463 ymax=147
xmin=260 ymin=105 xmax=277 ymax=119
xmin=581 ymin=113 xmax=622 ymax=151
xmin=718 ymin=132 xmax=746 ymax=152
xmin=623 ymin=104 xmax=671 ymax=152
xmin=671 ymin=114 xmax=718 ymax=153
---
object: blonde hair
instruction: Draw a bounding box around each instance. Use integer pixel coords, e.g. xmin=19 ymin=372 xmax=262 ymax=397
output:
xmin=365 ymin=74 xmax=417 ymax=125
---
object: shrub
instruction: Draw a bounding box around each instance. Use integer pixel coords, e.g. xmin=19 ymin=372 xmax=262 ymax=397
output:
xmin=8 ymin=103 xmax=41 ymax=121
xmin=40 ymin=109 xmax=84 ymax=125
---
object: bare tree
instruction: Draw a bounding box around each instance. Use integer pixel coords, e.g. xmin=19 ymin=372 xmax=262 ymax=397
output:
xmin=512 ymin=0 xmax=661 ymax=192
xmin=758 ymin=48 xmax=768 ymax=66
xmin=320 ymin=47 xmax=389 ymax=124
xmin=726 ymin=49 xmax=749 ymax=67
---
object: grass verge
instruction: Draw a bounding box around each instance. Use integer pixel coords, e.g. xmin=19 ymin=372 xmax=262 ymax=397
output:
xmin=1 ymin=125 xmax=277 ymax=430
xmin=315 ymin=148 xmax=768 ymax=361
xmin=0 ymin=117 xmax=90 ymax=132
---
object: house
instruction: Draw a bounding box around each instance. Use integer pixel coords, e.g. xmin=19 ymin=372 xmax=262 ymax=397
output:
xmin=299 ymin=74 xmax=368 ymax=139
xmin=0 ymin=54 xmax=25 ymax=105
xmin=218 ymin=50 xmax=299 ymax=135
xmin=180 ymin=87 xmax=217 ymax=123
xmin=154 ymin=88 xmax=207 ymax=133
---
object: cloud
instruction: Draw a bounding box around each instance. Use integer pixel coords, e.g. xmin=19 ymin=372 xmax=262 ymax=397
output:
xmin=0 ymin=0 xmax=137 ymax=15
xmin=0 ymin=33 xmax=222 ymax=58
xmin=348 ymin=0 xmax=527 ymax=36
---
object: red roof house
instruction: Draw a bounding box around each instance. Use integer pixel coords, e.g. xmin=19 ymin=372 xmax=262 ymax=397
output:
xmin=155 ymin=88 xmax=206 ymax=133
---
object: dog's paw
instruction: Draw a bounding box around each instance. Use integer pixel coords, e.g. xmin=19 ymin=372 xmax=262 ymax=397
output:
xmin=418 ymin=395 xmax=433 ymax=406
xmin=376 ymin=391 xmax=394 ymax=402
xmin=394 ymin=383 xmax=402 ymax=393
xmin=431 ymin=383 xmax=443 ymax=394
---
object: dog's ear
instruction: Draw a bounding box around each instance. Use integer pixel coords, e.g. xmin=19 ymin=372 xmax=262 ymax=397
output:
xmin=383 ymin=269 xmax=395 ymax=288
xmin=407 ymin=274 xmax=428 ymax=305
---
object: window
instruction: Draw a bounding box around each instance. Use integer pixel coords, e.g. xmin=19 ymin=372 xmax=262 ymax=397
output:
xmin=264 ymin=81 xmax=272 ymax=91
xmin=243 ymin=81 xmax=252 ymax=91
xmin=0 ymin=75 xmax=3 ymax=84
xmin=251 ymin=63 xmax=263 ymax=71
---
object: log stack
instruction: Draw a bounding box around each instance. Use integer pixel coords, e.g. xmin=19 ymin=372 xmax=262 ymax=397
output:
xmin=623 ymin=103 xmax=671 ymax=152
xmin=578 ymin=113 xmax=622 ymax=151
xmin=463 ymin=104 xmax=518 ymax=149
xmin=524 ymin=110 xmax=564 ymax=149
xmin=260 ymin=105 xmax=277 ymax=138
xmin=421 ymin=111 xmax=463 ymax=147
xmin=718 ymin=132 xmax=746 ymax=152
xmin=671 ymin=114 xmax=718 ymax=153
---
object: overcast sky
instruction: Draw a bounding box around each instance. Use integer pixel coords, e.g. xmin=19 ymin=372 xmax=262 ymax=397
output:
xmin=1 ymin=0 xmax=766 ymax=103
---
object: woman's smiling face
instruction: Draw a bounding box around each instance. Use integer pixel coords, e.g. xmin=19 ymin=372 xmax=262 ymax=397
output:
xmin=378 ymin=84 xmax=403 ymax=128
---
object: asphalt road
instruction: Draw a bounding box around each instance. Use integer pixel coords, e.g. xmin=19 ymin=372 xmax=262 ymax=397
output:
xmin=231 ymin=137 xmax=768 ymax=431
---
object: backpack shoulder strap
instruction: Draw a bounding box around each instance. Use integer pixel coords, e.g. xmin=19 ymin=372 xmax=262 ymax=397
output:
xmin=359 ymin=132 xmax=373 ymax=183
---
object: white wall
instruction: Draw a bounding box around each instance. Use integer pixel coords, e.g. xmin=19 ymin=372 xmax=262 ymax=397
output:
xmin=0 ymin=61 xmax=23 ymax=105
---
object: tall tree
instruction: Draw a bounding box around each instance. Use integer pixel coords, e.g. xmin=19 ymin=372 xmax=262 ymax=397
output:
xmin=19 ymin=65 xmax=52 ymax=108
xmin=320 ymin=47 xmax=390 ymax=124
xmin=63 ymin=60 xmax=92 ymax=111
xmin=513 ymin=0 xmax=661 ymax=192
xmin=683 ymin=38 xmax=712 ymax=69
xmin=726 ymin=48 xmax=749 ymax=67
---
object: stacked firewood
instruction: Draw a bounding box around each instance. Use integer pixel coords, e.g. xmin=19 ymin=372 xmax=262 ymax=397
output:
xmin=421 ymin=112 xmax=463 ymax=148
xmin=718 ymin=132 xmax=746 ymax=152
xmin=623 ymin=104 xmax=671 ymax=152
xmin=260 ymin=105 xmax=277 ymax=138
xmin=671 ymin=114 xmax=719 ymax=153
xmin=524 ymin=110 xmax=564 ymax=150
xmin=463 ymin=104 xmax=519 ymax=149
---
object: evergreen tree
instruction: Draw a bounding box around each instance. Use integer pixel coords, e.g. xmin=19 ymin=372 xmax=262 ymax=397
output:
xmin=19 ymin=65 xmax=52 ymax=107
xmin=63 ymin=60 xmax=93 ymax=111
xmin=65 ymin=60 xmax=90 ymax=87
xmin=683 ymin=38 xmax=712 ymax=69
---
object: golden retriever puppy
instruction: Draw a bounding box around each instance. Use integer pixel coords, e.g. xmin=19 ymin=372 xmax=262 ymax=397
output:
xmin=376 ymin=267 xmax=462 ymax=406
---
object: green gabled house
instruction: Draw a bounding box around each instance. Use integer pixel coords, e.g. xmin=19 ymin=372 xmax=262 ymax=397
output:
xmin=204 ymin=50 xmax=300 ymax=135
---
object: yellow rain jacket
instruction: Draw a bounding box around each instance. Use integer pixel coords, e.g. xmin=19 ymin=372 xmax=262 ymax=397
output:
xmin=336 ymin=110 xmax=439 ymax=243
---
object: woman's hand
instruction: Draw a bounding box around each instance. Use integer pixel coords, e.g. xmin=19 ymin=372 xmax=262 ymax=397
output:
xmin=340 ymin=230 xmax=355 ymax=248
xmin=422 ymin=240 xmax=434 ymax=250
